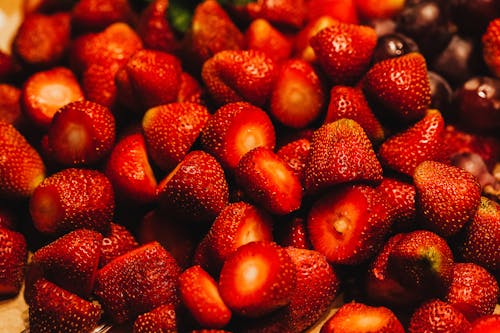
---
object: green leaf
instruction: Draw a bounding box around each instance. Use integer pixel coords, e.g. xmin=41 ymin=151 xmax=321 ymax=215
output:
xmin=167 ymin=0 xmax=199 ymax=34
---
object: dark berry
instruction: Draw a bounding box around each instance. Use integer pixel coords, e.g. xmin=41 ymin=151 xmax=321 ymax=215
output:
xmin=372 ymin=33 xmax=419 ymax=64
xmin=450 ymin=0 xmax=500 ymax=36
xmin=428 ymin=71 xmax=452 ymax=118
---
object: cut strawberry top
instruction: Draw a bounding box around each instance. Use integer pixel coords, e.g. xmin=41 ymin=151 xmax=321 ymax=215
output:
xmin=29 ymin=185 xmax=64 ymax=234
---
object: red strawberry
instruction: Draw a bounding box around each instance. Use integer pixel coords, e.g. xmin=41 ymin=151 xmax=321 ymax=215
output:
xmin=218 ymin=240 xmax=296 ymax=317
xmin=177 ymin=72 xmax=205 ymax=104
xmin=100 ymin=222 xmax=138 ymax=268
xmin=407 ymin=299 xmax=471 ymax=333
xmin=376 ymin=176 xmax=416 ymax=232
xmin=28 ymin=279 xmax=102 ymax=333
xmin=414 ymin=160 xmax=482 ymax=237
xmin=105 ymin=132 xmax=158 ymax=205
xmin=378 ymin=109 xmax=446 ymax=177
xmin=324 ymin=85 xmax=385 ymax=143
xmin=275 ymin=216 xmax=312 ymax=249
xmin=201 ymin=49 xmax=277 ymax=107
xmin=307 ymin=184 xmax=391 ymax=265
xmin=157 ymin=150 xmax=229 ymax=224
xmin=469 ymin=314 xmax=500 ymax=333
xmin=0 ymin=228 xmax=27 ymax=297
xmin=71 ymin=0 xmax=136 ymax=33
xmin=142 ymin=102 xmax=210 ymax=171
xmin=29 ymin=168 xmax=114 ymax=235
xmin=81 ymin=61 xmax=121 ymax=109
xmin=178 ymin=265 xmax=232 ymax=329
xmin=303 ymin=118 xmax=383 ymax=193
xmin=269 ymin=59 xmax=326 ymax=129
xmin=94 ymin=241 xmax=182 ymax=324
xmin=200 ymin=102 xmax=276 ymax=170
xmin=305 ymin=0 xmax=359 ymax=24
xmin=233 ymin=0 xmax=306 ymax=29
xmin=0 ymin=121 xmax=45 ymax=199
xmin=276 ymin=137 xmax=311 ymax=185
xmin=133 ymin=303 xmax=178 ymax=333
xmin=28 ymin=228 xmax=102 ymax=299
xmin=354 ymin=0 xmax=405 ymax=20
xmin=482 ymin=18 xmax=500 ymax=77
xmin=244 ymin=18 xmax=292 ymax=63
xmin=294 ymin=16 xmax=338 ymax=63
xmin=0 ymin=84 xmax=23 ymax=128
xmin=21 ymin=66 xmax=84 ymax=129
xmin=362 ymin=52 xmax=431 ymax=123
xmin=320 ymin=302 xmax=405 ymax=333
xmin=310 ymin=21 xmax=377 ymax=85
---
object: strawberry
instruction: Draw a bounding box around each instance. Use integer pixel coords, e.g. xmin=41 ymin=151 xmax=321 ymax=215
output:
xmin=235 ymin=147 xmax=303 ymax=215
xmin=177 ymin=72 xmax=205 ymax=104
xmin=71 ymin=0 xmax=136 ymax=33
xmin=376 ymin=176 xmax=416 ymax=232
xmin=21 ymin=66 xmax=84 ymax=129
xmin=378 ymin=109 xmax=446 ymax=177
xmin=307 ymin=184 xmax=391 ymax=265
xmin=232 ymin=0 xmax=306 ymax=29
xmin=0 ymin=228 xmax=27 ymax=297
xmin=0 ymin=121 xmax=45 ymax=199
xmin=94 ymin=241 xmax=182 ymax=324
xmin=142 ymin=102 xmax=210 ymax=171
xmin=100 ymin=222 xmax=138 ymax=268
xmin=178 ymin=265 xmax=232 ymax=329
xmin=413 ymin=160 xmax=481 ymax=237
xmin=354 ymin=0 xmax=405 ymax=20
xmin=445 ymin=262 xmax=499 ymax=321
xmin=46 ymin=100 xmax=116 ymax=166
xmin=469 ymin=314 xmax=500 ymax=333
xmin=324 ymin=85 xmax=385 ymax=143
xmin=133 ymin=303 xmax=178 ymax=333
xmin=201 ymin=49 xmax=277 ymax=107
xmin=320 ymin=302 xmax=405 ymax=333
xmin=200 ymin=102 xmax=276 ymax=170
xmin=0 ymin=51 xmax=20 ymax=83
xmin=303 ymin=119 xmax=383 ymax=193
xmin=407 ymin=299 xmax=471 ymax=333
xmin=362 ymin=52 xmax=431 ymax=124
xmin=275 ymin=216 xmax=312 ymax=249
xmin=28 ymin=228 xmax=102 ymax=299
xmin=218 ymin=240 xmax=296 ymax=318
xmin=305 ymin=0 xmax=359 ymax=24
xmin=81 ymin=61 xmax=121 ymax=109
xmin=294 ymin=16 xmax=338 ymax=63
xmin=28 ymin=279 xmax=102 ymax=333
xmin=0 ymin=204 xmax=17 ymax=230
xmin=157 ymin=150 xmax=229 ymax=224
xmin=482 ymin=18 xmax=500 ymax=78
xmin=104 ymin=132 xmax=158 ymax=205
xmin=244 ymin=18 xmax=292 ymax=63
xmin=29 ymin=168 xmax=114 ymax=235
xmin=276 ymin=138 xmax=311 ymax=185
xmin=269 ymin=59 xmax=326 ymax=129
xmin=0 ymin=84 xmax=22 ymax=127
xmin=309 ymin=21 xmax=377 ymax=85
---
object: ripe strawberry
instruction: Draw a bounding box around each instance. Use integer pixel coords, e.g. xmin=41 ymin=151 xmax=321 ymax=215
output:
xmin=200 ymin=102 xmax=276 ymax=170
xmin=100 ymin=222 xmax=138 ymax=268
xmin=445 ymin=262 xmax=499 ymax=321
xmin=354 ymin=0 xmax=405 ymax=20
xmin=305 ymin=0 xmax=359 ymax=24
xmin=81 ymin=61 xmax=121 ymax=109
xmin=133 ymin=303 xmax=178 ymax=333
xmin=414 ymin=160 xmax=481 ymax=237
xmin=307 ymin=184 xmax=391 ymax=265
xmin=276 ymin=138 xmax=311 ymax=185
xmin=320 ymin=302 xmax=405 ymax=333
xmin=71 ymin=0 xmax=136 ymax=33
xmin=29 ymin=168 xmax=114 ymax=235
xmin=483 ymin=18 xmax=500 ymax=77
xmin=294 ymin=16 xmax=338 ymax=63
xmin=0 ymin=84 xmax=22 ymax=127
xmin=142 ymin=102 xmax=210 ymax=171
xmin=376 ymin=176 xmax=416 ymax=232
xmin=269 ymin=59 xmax=326 ymax=129
xmin=378 ymin=109 xmax=446 ymax=177
xmin=303 ymin=119 xmax=383 ymax=193
xmin=94 ymin=241 xmax=181 ymax=324
xmin=178 ymin=265 xmax=232 ymax=328
xmin=177 ymin=72 xmax=205 ymax=104
xmin=275 ymin=216 xmax=312 ymax=249
xmin=235 ymin=147 xmax=303 ymax=215
xmin=157 ymin=150 xmax=229 ymax=224
xmin=201 ymin=49 xmax=277 ymax=107
xmin=28 ymin=279 xmax=102 ymax=333
xmin=105 ymin=132 xmax=158 ymax=204
xmin=469 ymin=314 xmax=500 ymax=333
xmin=218 ymin=241 xmax=296 ymax=318
xmin=407 ymin=299 xmax=471 ymax=333
xmin=21 ymin=66 xmax=84 ymax=129
xmin=0 ymin=121 xmax=45 ymax=199
xmin=232 ymin=0 xmax=306 ymax=29
xmin=324 ymin=85 xmax=385 ymax=143
xmin=0 ymin=228 xmax=27 ymax=297
xmin=362 ymin=52 xmax=431 ymax=123
xmin=244 ymin=18 xmax=292 ymax=63
xmin=309 ymin=21 xmax=377 ymax=85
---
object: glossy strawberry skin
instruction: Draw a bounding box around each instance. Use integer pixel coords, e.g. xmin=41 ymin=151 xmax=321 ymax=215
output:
xmin=244 ymin=18 xmax=292 ymax=63
xmin=0 ymin=228 xmax=27 ymax=297
xmin=376 ymin=176 xmax=416 ymax=232
xmin=483 ymin=18 xmax=500 ymax=77
xmin=133 ymin=303 xmax=178 ymax=333
xmin=99 ymin=223 xmax=138 ymax=268
xmin=276 ymin=138 xmax=311 ymax=186
xmin=407 ymin=299 xmax=471 ymax=333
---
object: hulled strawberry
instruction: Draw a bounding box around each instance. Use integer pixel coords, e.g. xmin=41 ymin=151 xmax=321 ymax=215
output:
xmin=309 ymin=20 xmax=377 ymax=85
xmin=413 ymin=160 xmax=481 ymax=237
xmin=407 ymin=299 xmax=471 ymax=333
xmin=294 ymin=16 xmax=338 ymax=63
xmin=0 ymin=84 xmax=22 ymax=127
xmin=29 ymin=168 xmax=114 ymax=235
xmin=0 ymin=228 xmax=27 ymax=297
xmin=133 ymin=303 xmax=178 ymax=333
xmin=244 ymin=18 xmax=292 ymax=63
xmin=81 ymin=62 xmax=121 ymax=109
xmin=483 ymin=18 xmax=500 ymax=78
xmin=71 ymin=0 xmax=136 ymax=33
xmin=276 ymin=138 xmax=311 ymax=185
xmin=99 ymin=222 xmax=138 ymax=268
xmin=177 ymin=72 xmax=205 ymax=104
xmin=376 ymin=176 xmax=416 ymax=232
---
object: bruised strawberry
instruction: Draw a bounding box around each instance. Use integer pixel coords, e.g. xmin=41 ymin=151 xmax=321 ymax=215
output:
xmin=133 ymin=303 xmax=178 ymax=333
xmin=0 ymin=121 xmax=45 ymax=199
xmin=201 ymin=49 xmax=277 ymax=107
xmin=469 ymin=314 xmax=500 ymax=333
xmin=28 ymin=279 xmax=102 ymax=333
xmin=378 ymin=109 xmax=446 ymax=177
xmin=303 ymin=119 xmax=383 ymax=193
xmin=294 ymin=16 xmax=338 ymax=63
xmin=29 ymin=168 xmax=114 ymax=235
xmin=307 ymin=184 xmax=391 ymax=265
xmin=233 ymin=0 xmax=306 ymax=29
xmin=362 ymin=52 xmax=431 ymax=123
xmin=305 ymin=0 xmax=359 ymax=24
xmin=179 ymin=265 xmax=232 ymax=329
xmin=100 ymin=222 xmax=138 ymax=268
xmin=407 ymin=299 xmax=471 ymax=333
xmin=201 ymin=102 xmax=276 ymax=170
xmin=142 ymin=102 xmax=210 ymax=171
xmin=482 ymin=18 xmax=500 ymax=78
xmin=46 ymin=100 xmax=116 ymax=166
xmin=310 ymin=21 xmax=377 ymax=85
xmin=320 ymin=302 xmax=405 ymax=333
xmin=414 ymin=161 xmax=481 ymax=237
xmin=244 ymin=18 xmax=292 ymax=63
xmin=157 ymin=150 xmax=229 ymax=224
xmin=94 ymin=241 xmax=181 ymax=324
xmin=376 ymin=176 xmax=416 ymax=232
xmin=21 ymin=66 xmax=84 ymax=129
xmin=0 ymin=228 xmax=27 ymax=297
xmin=71 ymin=0 xmax=136 ymax=33
xmin=218 ymin=240 xmax=296 ymax=318
xmin=276 ymin=138 xmax=311 ymax=186
xmin=0 ymin=84 xmax=22 ymax=127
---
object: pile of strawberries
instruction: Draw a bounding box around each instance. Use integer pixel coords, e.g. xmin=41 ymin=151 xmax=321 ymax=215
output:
xmin=1 ymin=0 xmax=500 ymax=332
